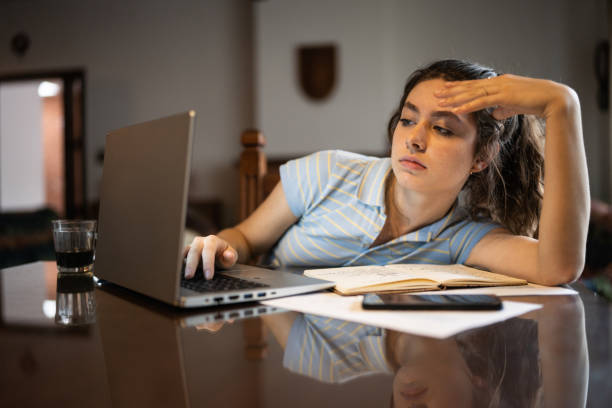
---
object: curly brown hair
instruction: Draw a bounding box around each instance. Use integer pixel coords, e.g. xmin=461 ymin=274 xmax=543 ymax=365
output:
xmin=387 ymin=60 xmax=544 ymax=237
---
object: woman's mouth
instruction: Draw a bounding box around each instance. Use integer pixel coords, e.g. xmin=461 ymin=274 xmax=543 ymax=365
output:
xmin=399 ymin=156 xmax=427 ymax=171
xmin=399 ymin=381 xmax=429 ymax=400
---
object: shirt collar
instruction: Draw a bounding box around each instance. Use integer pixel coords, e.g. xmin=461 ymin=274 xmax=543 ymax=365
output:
xmin=399 ymin=202 xmax=467 ymax=242
xmin=357 ymin=158 xmax=391 ymax=207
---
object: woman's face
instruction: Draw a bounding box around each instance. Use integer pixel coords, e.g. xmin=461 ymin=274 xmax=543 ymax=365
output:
xmin=392 ymin=334 xmax=476 ymax=408
xmin=391 ymin=78 xmax=480 ymax=197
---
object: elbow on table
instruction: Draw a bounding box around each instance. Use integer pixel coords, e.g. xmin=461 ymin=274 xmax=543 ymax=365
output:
xmin=538 ymin=259 xmax=585 ymax=286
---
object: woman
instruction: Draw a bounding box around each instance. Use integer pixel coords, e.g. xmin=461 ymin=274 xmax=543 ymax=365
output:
xmin=184 ymin=59 xmax=590 ymax=285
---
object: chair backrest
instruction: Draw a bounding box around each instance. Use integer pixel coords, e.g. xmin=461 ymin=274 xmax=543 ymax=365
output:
xmin=238 ymin=129 xmax=284 ymax=221
xmin=238 ymin=129 xmax=267 ymax=221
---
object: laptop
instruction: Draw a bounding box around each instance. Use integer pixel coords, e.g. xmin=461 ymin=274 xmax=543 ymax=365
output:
xmin=96 ymin=274 xmax=287 ymax=328
xmin=95 ymin=111 xmax=334 ymax=308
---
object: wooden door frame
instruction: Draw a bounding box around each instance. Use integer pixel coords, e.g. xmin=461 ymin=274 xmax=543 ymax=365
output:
xmin=0 ymin=68 xmax=87 ymax=218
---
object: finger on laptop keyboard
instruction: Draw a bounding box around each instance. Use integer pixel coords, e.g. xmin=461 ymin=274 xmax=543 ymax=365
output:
xmin=201 ymin=235 xmax=220 ymax=280
xmin=184 ymin=237 xmax=203 ymax=279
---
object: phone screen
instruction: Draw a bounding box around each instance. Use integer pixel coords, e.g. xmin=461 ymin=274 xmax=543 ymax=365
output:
xmin=362 ymin=293 xmax=502 ymax=310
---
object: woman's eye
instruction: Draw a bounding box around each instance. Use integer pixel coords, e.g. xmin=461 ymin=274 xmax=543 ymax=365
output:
xmin=434 ymin=126 xmax=453 ymax=136
xmin=399 ymin=118 xmax=415 ymax=127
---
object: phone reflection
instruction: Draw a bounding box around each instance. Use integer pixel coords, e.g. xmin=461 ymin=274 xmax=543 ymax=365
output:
xmin=55 ymin=273 xmax=96 ymax=326
xmin=262 ymin=295 xmax=588 ymax=408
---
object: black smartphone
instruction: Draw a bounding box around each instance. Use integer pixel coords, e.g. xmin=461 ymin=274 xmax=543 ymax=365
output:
xmin=362 ymin=293 xmax=503 ymax=310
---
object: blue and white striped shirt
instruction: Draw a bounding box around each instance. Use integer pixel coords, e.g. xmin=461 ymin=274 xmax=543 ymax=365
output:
xmin=283 ymin=314 xmax=392 ymax=383
xmin=265 ymin=150 xmax=498 ymax=267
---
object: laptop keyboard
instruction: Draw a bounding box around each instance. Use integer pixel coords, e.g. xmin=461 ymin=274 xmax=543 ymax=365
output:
xmin=180 ymin=271 xmax=269 ymax=293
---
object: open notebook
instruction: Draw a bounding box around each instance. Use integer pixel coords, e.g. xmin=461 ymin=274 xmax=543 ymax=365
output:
xmin=304 ymin=264 xmax=527 ymax=295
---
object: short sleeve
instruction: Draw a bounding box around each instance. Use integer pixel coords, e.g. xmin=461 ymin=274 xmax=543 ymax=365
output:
xmin=279 ymin=150 xmax=335 ymax=217
xmin=450 ymin=220 xmax=500 ymax=264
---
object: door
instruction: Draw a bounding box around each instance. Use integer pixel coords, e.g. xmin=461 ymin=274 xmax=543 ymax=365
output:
xmin=0 ymin=70 xmax=87 ymax=218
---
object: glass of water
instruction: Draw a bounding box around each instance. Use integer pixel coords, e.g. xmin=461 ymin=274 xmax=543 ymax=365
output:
xmin=51 ymin=220 xmax=97 ymax=274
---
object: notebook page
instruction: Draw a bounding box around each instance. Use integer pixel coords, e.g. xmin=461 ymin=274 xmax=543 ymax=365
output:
xmin=304 ymin=265 xmax=441 ymax=292
xmin=384 ymin=264 xmax=526 ymax=284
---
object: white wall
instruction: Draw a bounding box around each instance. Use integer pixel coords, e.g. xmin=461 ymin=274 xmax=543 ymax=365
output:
xmin=0 ymin=0 xmax=253 ymax=224
xmin=0 ymin=0 xmax=609 ymax=226
xmin=0 ymin=82 xmax=45 ymax=210
xmin=255 ymin=0 xmax=393 ymax=156
xmin=256 ymin=0 xmax=610 ymax=200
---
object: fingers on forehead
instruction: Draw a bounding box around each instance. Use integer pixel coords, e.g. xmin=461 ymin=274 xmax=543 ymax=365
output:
xmin=446 ymin=77 xmax=496 ymax=87
xmin=454 ymin=95 xmax=498 ymax=114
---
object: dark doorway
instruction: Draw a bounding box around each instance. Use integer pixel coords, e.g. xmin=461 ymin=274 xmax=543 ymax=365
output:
xmin=0 ymin=69 xmax=87 ymax=219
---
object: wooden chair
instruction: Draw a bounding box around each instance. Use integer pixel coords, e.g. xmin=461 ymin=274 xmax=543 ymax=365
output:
xmin=238 ymin=129 xmax=282 ymax=221
xmin=238 ymin=129 xmax=276 ymax=360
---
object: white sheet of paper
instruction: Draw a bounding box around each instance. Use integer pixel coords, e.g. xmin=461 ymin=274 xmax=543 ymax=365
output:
xmin=407 ymin=283 xmax=577 ymax=296
xmin=262 ymin=292 xmax=541 ymax=339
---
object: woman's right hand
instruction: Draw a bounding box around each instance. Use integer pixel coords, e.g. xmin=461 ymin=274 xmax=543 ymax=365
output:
xmin=182 ymin=182 xmax=298 ymax=281
xmin=183 ymin=235 xmax=238 ymax=280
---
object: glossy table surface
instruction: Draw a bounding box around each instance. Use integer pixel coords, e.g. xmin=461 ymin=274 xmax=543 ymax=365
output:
xmin=1 ymin=261 xmax=610 ymax=408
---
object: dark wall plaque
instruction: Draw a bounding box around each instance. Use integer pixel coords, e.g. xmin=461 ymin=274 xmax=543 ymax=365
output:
xmin=297 ymin=44 xmax=337 ymax=101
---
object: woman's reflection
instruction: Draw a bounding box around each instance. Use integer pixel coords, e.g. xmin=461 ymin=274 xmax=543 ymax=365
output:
xmin=262 ymin=295 xmax=587 ymax=408
xmin=388 ymin=319 xmax=540 ymax=407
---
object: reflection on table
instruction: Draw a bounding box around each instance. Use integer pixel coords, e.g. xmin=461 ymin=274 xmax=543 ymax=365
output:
xmin=0 ymin=261 xmax=607 ymax=407
xmin=55 ymin=273 xmax=96 ymax=326
xmin=263 ymin=296 xmax=586 ymax=407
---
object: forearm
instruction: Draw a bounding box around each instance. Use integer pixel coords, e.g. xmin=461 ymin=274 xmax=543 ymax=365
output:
xmin=537 ymin=88 xmax=590 ymax=283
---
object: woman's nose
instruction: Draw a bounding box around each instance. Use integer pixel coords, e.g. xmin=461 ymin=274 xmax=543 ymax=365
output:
xmin=406 ymin=124 xmax=427 ymax=152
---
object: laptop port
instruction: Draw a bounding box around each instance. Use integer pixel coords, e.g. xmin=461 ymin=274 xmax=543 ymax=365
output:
xmin=213 ymin=297 xmax=223 ymax=302
xmin=229 ymin=312 xmax=240 ymax=318
xmin=257 ymin=292 xmax=266 ymax=297
xmin=271 ymin=291 xmax=277 ymax=295
xmin=244 ymin=310 xmax=253 ymax=316
xmin=243 ymin=294 xmax=253 ymax=299
xmin=229 ymin=295 xmax=239 ymax=300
